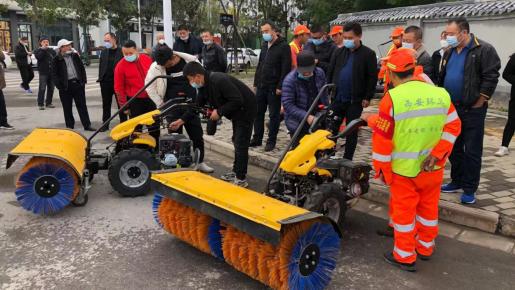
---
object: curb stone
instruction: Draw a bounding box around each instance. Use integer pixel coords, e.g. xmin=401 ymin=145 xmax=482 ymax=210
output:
xmin=203 ymin=135 xmax=514 ymax=238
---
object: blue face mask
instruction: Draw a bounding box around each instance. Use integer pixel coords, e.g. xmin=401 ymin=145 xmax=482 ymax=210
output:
xmin=344 ymin=39 xmax=355 ymax=49
xmin=446 ymin=35 xmax=459 ymax=48
xmin=311 ymin=39 xmax=324 ymax=46
xmin=262 ymin=33 xmax=273 ymax=42
xmin=124 ymin=54 xmax=137 ymax=62
xmin=297 ymin=72 xmax=313 ymax=80
xmin=190 ymin=82 xmax=203 ymax=89
xmin=104 ymin=42 xmax=112 ymax=49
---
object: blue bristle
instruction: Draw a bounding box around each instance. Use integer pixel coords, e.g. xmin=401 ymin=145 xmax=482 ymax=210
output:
xmin=152 ymin=193 xmax=164 ymax=227
xmin=288 ymin=223 xmax=341 ymax=290
xmin=207 ymin=218 xmax=224 ymax=260
xmin=15 ymin=162 xmax=76 ymax=215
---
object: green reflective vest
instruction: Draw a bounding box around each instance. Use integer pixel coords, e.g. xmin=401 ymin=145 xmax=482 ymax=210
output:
xmin=390 ymin=81 xmax=451 ymax=177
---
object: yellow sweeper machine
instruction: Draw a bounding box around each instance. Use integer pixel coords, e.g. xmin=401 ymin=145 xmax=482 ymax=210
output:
xmin=151 ymin=84 xmax=372 ymax=289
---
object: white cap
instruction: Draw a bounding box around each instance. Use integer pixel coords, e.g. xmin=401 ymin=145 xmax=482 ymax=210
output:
xmin=57 ymin=39 xmax=73 ymax=49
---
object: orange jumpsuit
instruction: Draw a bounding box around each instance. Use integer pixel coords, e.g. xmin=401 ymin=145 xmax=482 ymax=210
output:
xmin=290 ymin=40 xmax=302 ymax=69
xmin=368 ymin=89 xmax=461 ymax=263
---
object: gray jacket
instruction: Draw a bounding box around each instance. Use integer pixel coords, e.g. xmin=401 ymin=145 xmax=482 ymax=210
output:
xmin=416 ymin=45 xmax=433 ymax=79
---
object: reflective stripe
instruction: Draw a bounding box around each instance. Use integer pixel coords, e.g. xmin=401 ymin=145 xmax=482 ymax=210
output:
xmin=417 ymin=239 xmax=435 ymax=249
xmin=389 ymin=108 xmax=393 ymax=117
xmin=394 ymin=107 xmax=448 ymax=121
xmin=441 ymin=132 xmax=457 ymax=144
xmin=393 ymin=221 xmax=415 ymax=233
xmin=392 ymin=149 xmax=431 ymax=160
xmin=170 ymin=72 xmax=183 ymax=78
xmin=373 ymin=152 xmax=392 ymax=162
xmin=394 ymin=246 xmax=415 ymax=258
xmin=416 ymin=215 xmax=438 ymax=227
xmin=446 ymin=110 xmax=458 ymax=124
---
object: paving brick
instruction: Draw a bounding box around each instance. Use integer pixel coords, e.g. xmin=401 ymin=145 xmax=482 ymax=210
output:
xmin=481 ymin=205 xmax=500 ymax=211
xmin=491 ymin=191 xmax=514 ymax=198
xmin=457 ymin=230 xmax=515 ymax=253
xmin=494 ymin=197 xmax=515 ymax=203
xmin=501 ymin=209 xmax=515 ymax=216
xmin=476 ymin=194 xmax=496 ymax=200
xmin=498 ymin=202 xmax=515 ymax=210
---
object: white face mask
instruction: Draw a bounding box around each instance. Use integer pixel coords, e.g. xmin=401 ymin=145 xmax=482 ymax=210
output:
xmin=180 ymin=35 xmax=189 ymax=41
xmin=440 ymin=39 xmax=449 ymax=48
xmin=158 ymin=39 xmax=165 ymax=45
xmin=203 ymin=40 xmax=213 ymax=46
xmin=402 ymin=42 xmax=414 ymax=49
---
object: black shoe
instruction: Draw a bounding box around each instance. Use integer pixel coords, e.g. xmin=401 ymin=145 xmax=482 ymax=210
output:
xmin=264 ymin=142 xmax=276 ymax=152
xmin=416 ymin=251 xmax=432 ymax=261
xmin=383 ymin=252 xmax=416 ymax=272
xmin=84 ymin=127 xmax=97 ymax=132
xmin=38 ymin=106 xmax=45 ymax=110
xmin=99 ymin=126 xmax=109 ymax=132
xmin=377 ymin=226 xmax=394 ymax=237
xmin=249 ymin=139 xmax=262 ymax=147
xmin=46 ymin=104 xmax=55 ymax=108
xmin=0 ymin=123 xmax=14 ymax=130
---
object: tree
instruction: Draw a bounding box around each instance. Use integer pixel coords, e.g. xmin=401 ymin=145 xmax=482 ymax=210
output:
xmin=104 ymin=0 xmax=138 ymax=44
xmin=14 ymin=0 xmax=64 ymax=37
xmin=299 ymin=0 xmax=353 ymax=27
xmin=140 ymin=0 xmax=163 ymax=46
xmin=173 ymin=0 xmax=205 ymax=31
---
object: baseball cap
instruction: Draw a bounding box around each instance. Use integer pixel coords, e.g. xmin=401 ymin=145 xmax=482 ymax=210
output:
xmin=384 ymin=48 xmax=416 ymax=72
xmin=293 ymin=25 xmax=311 ymax=36
xmin=57 ymin=39 xmax=73 ymax=49
xmin=329 ymin=26 xmax=343 ymax=36
xmin=297 ymin=51 xmax=316 ymax=74
xmin=39 ymin=35 xmax=49 ymax=43
xmin=391 ymin=27 xmax=404 ymax=38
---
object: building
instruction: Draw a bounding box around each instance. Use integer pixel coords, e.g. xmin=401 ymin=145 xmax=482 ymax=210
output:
xmin=332 ymin=0 xmax=515 ymax=107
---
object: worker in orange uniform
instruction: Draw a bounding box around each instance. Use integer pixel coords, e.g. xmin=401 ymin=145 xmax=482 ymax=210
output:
xmin=378 ymin=27 xmax=404 ymax=93
xmin=363 ymin=49 xmax=461 ymax=272
xmin=289 ymin=25 xmax=311 ymax=68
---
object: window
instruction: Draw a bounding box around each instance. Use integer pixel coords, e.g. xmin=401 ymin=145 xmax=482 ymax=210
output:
xmin=0 ymin=21 xmax=11 ymax=52
xmin=17 ymin=24 xmax=32 ymax=50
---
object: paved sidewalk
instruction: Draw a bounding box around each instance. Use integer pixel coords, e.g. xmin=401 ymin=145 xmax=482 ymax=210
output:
xmin=204 ymin=87 xmax=515 ymax=237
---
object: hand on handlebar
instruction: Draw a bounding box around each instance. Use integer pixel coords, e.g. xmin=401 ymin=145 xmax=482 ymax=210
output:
xmin=210 ymin=109 xmax=220 ymax=121
xmin=307 ymin=115 xmax=315 ymax=125
xmin=169 ymin=119 xmax=185 ymax=131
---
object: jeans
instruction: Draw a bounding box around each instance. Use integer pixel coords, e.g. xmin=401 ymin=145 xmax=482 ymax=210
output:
xmin=18 ymin=64 xmax=34 ymax=90
xmin=58 ymin=80 xmax=91 ymax=129
xmin=168 ymin=110 xmax=205 ymax=163
xmin=233 ymin=118 xmax=253 ymax=180
xmin=502 ymin=97 xmax=515 ymax=147
xmin=327 ymin=101 xmax=363 ymax=160
xmin=252 ymin=85 xmax=281 ymax=145
xmin=0 ymin=90 xmax=7 ymax=125
xmin=449 ymin=104 xmax=487 ymax=193
xmin=37 ymin=73 xmax=54 ymax=106
xmin=100 ymin=81 xmax=126 ymax=125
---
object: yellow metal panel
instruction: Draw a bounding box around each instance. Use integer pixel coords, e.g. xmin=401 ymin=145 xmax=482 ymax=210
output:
xmin=132 ymin=133 xmax=156 ymax=148
xmin=152 ymin=171 xmax=310 ymax=231
xmin=110 ymin=110 xmax=161 ymax=141
xmin=9 ymin=128 xmax=87 ymax=176
xmin=279 ymin=130 xmax=335 ymax=176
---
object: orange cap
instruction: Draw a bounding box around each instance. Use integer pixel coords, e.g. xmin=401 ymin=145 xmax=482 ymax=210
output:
xmin=385 ymin=48 xmax=416 ymax=72
xmin=328 ymin=26 xmax=343 ymax=36
xmin=293 ymin=25 xmax=311 ymax=36
xmin=391 ymin=26 xmax=404 ymax=38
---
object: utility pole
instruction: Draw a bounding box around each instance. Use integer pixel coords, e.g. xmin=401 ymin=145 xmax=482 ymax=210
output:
xmin=163 ymin=0 xmax=173 ymax=46
xmin=138 ymin=0 xmax=143 ymax=48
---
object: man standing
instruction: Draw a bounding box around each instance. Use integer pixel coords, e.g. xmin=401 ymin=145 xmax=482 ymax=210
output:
xmin=431 ymin=31 xmax=449 ymax=83
xmin=52 ymin=39 xmax=95 ymax=131
xmin=183 ymin=62 xmax=257 ymax=188
xmin=402 ymin=26 xmax=433 ymax=78
xmin=251 ymin=20 xmax=291 ymax=152
xmin=439 ymin=17 xmax=501 ymax=204
xmin=329 ymin=26 xmax=344 ymax=48
xmin=364 ymin=48 xmax=461 ymax=271
xmin=200 ymin=30 xmax=227 ymax=72
xmin=14 ymin=37 xmax=34 ymax=93
xmin=304 ymin=25 xmax=336 ymax=73
xmin=34 ymin=36 xmax=56 ymax=110
xmin=326 ymin=22 xmax=377 ymax=160
xmin=173 ymin=25 xmax=203 ymax=58
xmin=0 ymin=51 xmax=14 ymax=130
xmin=289 ymin=25 xmax=310 ymax=68
xmin=98 ymin=32 xmax=125 ymax=131
xmin=378 ymin=27 xmax=404 ymax=92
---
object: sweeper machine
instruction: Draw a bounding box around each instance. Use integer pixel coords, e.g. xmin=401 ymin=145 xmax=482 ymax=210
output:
xmin=152 ymin=84 xmax=372 ymax=289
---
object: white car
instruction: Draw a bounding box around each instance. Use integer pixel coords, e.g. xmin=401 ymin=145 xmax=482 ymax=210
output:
xmin=226 ymin=48 xmax=259 ymax=71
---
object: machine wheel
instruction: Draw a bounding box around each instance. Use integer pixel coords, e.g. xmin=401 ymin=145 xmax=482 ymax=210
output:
xmin=108 ymin=148 xmax=159 ymax=197
xmin=71 ymin=193 xmax=88 ymax=207
xmin=304 ymin=183 xmax=347 ymax=229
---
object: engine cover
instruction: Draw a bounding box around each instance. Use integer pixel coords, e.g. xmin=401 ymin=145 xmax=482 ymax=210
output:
xmin=159 ymin=133 xmax=193 ymax=168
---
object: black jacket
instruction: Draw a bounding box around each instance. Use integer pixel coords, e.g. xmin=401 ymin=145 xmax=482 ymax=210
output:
xmin=198 ymin=72 xmax=257 ymax=121
xmin=417 ymin=47 xmax=433 ymax=80
xmin=14 ymin=42 xmax=31 ymax=66
xmin=503 ymin=53 xmax=515 ymax=99
xmin=431 ymin=49 xmax=444 ymax=83
xmin=201 ymin=43 xmax=227 ymax=73
xmin=51 ymin=53 xmax=87 ymax=91
xmin=173 ymin=36 xmax=203 ymax=56
xmin=98 ymin=47 xmax=123 ymax=82
xmin=326 ymin=43 xmax=378 ymax=102
xmin=304 ymin=41 xmax=337 ymax=73
xmin=254 ymin=37 xmax=292 ymax=89
xmin=438 ymin=34 xmax=501 ymax=107
xmin=34 ymin=47 xmax=56 ymax=75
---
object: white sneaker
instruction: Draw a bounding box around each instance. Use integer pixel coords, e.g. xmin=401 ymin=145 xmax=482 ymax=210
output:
xmin=233 ymin=178 xmax=249 ymax=188
xmin=198 ymin=162 xmax=214 ymax=173
xmin=494 ymin=146 xmax=509 ymax=157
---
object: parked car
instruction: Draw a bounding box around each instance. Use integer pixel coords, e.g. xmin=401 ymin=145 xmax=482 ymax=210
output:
xmin=226 ymin=48 xmax=259 ymax=71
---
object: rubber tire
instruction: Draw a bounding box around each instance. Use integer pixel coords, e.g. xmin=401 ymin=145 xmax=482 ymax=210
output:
xmin=71 ymin=194 xmax=88 ymax=207
xmin=108 ymin=148 xmax=159 ymax=197
xmin=304 ymin=183 xmax=347 ymax=229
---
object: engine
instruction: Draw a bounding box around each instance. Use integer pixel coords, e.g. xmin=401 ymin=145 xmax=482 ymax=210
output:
xmin=159 ymin=133 xmax=193 ymax=168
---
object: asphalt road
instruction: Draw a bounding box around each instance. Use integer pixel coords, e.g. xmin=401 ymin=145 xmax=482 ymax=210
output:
xmin=1 ymin=66 xmax=514 ymax=289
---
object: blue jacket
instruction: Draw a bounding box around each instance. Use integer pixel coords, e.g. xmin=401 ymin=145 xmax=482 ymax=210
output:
xmin=282 ymin=67 xmax=327 ymax=133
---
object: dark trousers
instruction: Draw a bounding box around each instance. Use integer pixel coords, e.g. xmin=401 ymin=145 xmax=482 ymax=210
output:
xmin=58 ymin=80 xmax=91 ymax=129
xmin=233 ymin=118 xmax=253 ymax=180
xmin=327 ymin=101 xmax=363 ymax=160
xmin=100 ymin=81 xmax=126 ymax=125
xmin=449 ymin=104 xmax=487 ymax=193
xmin=37 ymin=73 xmax=54 ymax=106
xmin=168 ymin=111 xmax=205 ymax=163
xmin=253 ymin=85 xmax=281 ymax=144
xmin=502 ymin=97 xmax=515 ymax=147
xmin=0 ymin=90 xmax=7 ymax=125
xmin=129 ymin=97 xmax=160 ymax=141
xmin=18 ymin=64 xmax=34 ymax=90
